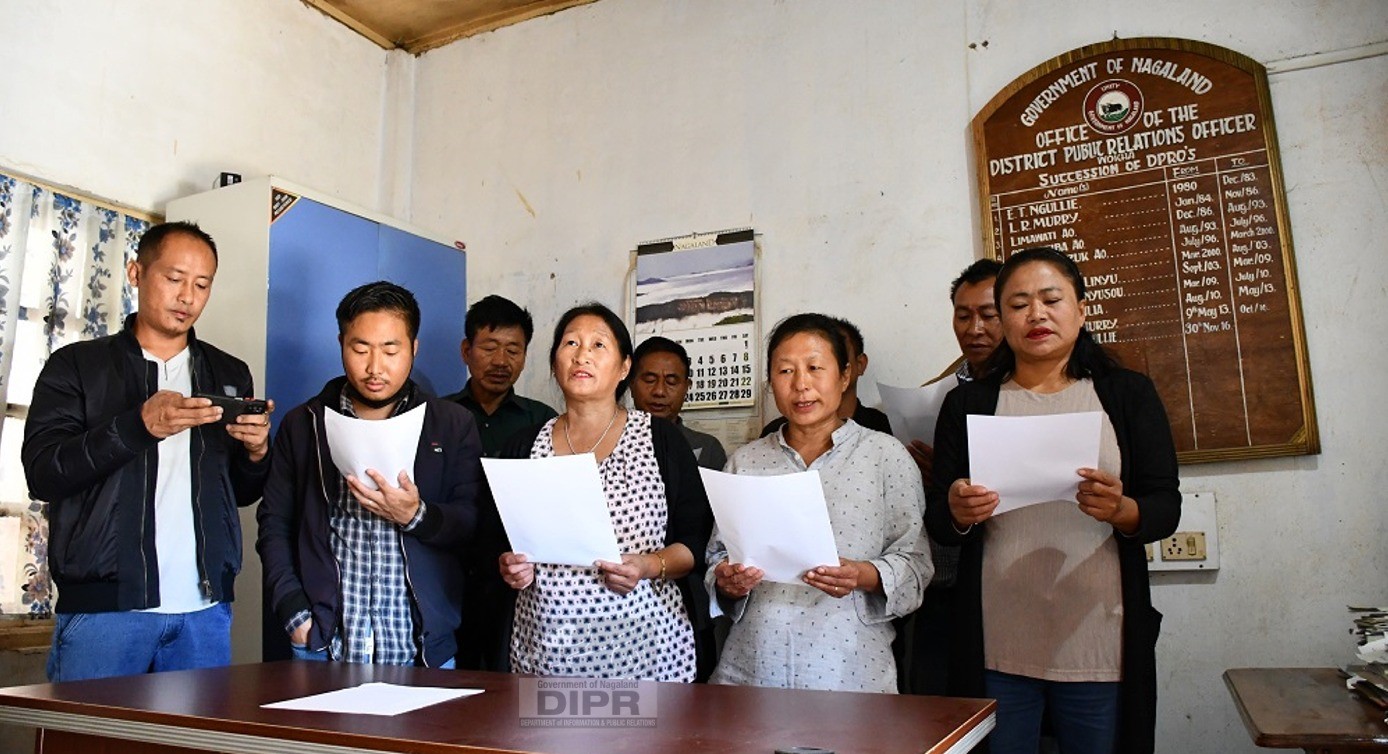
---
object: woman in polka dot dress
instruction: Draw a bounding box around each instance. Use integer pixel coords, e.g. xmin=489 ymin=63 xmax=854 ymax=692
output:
xmin=495 ymin=303 xmax=712 ymax=682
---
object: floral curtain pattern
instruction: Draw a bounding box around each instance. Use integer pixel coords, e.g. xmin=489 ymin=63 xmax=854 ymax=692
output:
xmin=0 ymin=172 xmax=150 ymax=616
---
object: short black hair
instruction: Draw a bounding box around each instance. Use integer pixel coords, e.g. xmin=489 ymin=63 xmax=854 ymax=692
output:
xmin=136 ymin=221 xmax=218 ymax=266
xmin=766 ymin=313 xmax=850 ymax=378
xmin=949 ymin=258 xmax=1003 ymax=302
xmin=335 ymin=281 xmax=421 ymax=341
xmin=548 ymin=302 xmax=634 ymax=400
xmin=833 ymin=317 xmax=865 ymax=359
xmin=633 ymin=336 xmax=691 ymax=375
xmin=465 ymin=295 xmax=535 ymax=345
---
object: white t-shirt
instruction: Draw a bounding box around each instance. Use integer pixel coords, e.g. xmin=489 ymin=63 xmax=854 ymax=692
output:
xmin=140 ymin=347 xmax=216 ymax=615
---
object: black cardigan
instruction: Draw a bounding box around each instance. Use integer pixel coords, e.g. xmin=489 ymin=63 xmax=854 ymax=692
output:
xmin=924 ymin=368 xmax=1181 ymax=754
xmin=471 ymin=413 xmax=715 ymax=671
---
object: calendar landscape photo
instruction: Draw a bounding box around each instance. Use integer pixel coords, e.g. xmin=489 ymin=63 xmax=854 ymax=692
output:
xmin=634 ymin=241 xmax=754 ymax=335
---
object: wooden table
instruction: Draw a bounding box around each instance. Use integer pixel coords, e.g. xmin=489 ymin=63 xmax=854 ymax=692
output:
xmin=0 ymin=662 xmax=995 ymax=754
xmin=1225 ymin=668 xmax=1388 ymax=753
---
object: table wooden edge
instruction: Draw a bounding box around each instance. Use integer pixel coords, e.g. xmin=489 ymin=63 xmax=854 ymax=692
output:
xmin=931 ymin=701 xmax=997 ymax=754
xmin=0 ymin=676 xmax=999 ymax=754
xmin=1224 ymin=667 xmax=1388 ymax=750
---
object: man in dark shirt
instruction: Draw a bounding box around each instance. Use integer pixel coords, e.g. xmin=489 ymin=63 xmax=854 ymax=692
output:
xmin=760 ymin=317 xmax=892 ymax=437
xmin=629 ymin=336 xmax=728 ymax=471
xmin=908 ymin=258 xmax=1003 ymax=696
xmin=446 ymin=295 xmax=556 ymax=670
xmin=444 ymin=295 xmax=557 ymax=456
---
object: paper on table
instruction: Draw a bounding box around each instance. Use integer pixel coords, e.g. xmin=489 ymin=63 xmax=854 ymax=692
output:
xmin=262 ymin=682 xmax=482 ymax=715
xmin=877 ymin=380 xmax=955 ymax=447
xmin=322 ymin=405 xmax=427 ymax=491
xmin=699 ymin=468 xmax=840 ymax=584
xmin=967 ymin=412 xmax=1103 ymax=515
xmin=481 ymin=454 xmax=623 ymax=566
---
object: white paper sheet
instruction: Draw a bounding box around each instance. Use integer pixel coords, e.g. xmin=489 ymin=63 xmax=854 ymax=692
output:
xmin=322 ymin=405 xmax=427 ymax=491
xmin=877 ymin=380 xmax=955 ymax=447
xmin=481 ymin=454 xmax=623 ymax=566
xmin=699 ymin=468 xmax=840 ymax=584
xmin=261 ymin=682 xmax=482 ymax=715
xmin=967 ymin=412 xmax=1103 ymax=515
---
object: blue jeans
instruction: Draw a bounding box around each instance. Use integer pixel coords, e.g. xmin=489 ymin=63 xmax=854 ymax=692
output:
xmin=291 ymin=644 xmax=455 ymax=669
xmin=985 ymin=669 xmax=1119 ymax=754
xmin=47 ymin=603 xmax=232 ymax=682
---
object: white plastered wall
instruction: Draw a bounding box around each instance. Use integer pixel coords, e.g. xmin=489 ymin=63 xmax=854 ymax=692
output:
xmin=0 ymin=0 xmax=390 ymax=213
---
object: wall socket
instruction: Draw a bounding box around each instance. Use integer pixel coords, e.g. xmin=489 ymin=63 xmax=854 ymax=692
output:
xmin=1161 ymin=531 xmax=1207 ymax=561
xmin=1148 ymin=491 xmax=1219 ymax=572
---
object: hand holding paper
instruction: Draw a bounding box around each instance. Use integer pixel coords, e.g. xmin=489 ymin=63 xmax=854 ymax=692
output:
xmin=700 ymin=468 xmax=839 ymax=584
xmin=345 ymin=469 xmax=422 ymax=526
xmin=966 ymin=412 xmax=1103 ymax=515
xmin=1075 ymin=466 xmax=1131 ymax=529
xmin=802 ymin=560 xmax=867 ymax=599
xmin=481 ymin=455 xmax=622 ymax=566
xmin=323 ymin=405 xmax=427 ymax=491
xmin=499 ymin=552 xmax=535 ymax=590
xmin=713 ymin=560 xmax=765 ymax=599
xmin=948 ymin=479 xmax=1001 ymax=527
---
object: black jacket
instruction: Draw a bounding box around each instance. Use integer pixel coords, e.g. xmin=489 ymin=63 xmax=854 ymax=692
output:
xmin=924 ymin=368 xmax=1181 ymax=754
xmin=22 ymin=315 xmax=269 ymax=613
xmin=256 ymin=377 xmax=483 ymax=667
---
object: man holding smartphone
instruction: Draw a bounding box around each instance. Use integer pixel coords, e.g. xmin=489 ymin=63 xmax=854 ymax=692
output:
xmin=23 ymin=221 xmax=272 ymax=681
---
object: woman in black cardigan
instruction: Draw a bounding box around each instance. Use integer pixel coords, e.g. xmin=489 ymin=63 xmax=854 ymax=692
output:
xmin=925 ymin=247 xmax=1181 ymax=754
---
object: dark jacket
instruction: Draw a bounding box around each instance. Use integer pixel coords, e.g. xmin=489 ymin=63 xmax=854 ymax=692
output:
xmin=256 ymin=377 xmax=483 ymax=667
xmin=22 ymin=314 xmax=268 ymax=613
xmin=924 ymin=368 xmax=1181 ymax=754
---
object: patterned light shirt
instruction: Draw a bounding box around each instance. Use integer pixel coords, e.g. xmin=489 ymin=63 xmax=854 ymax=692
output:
xmin=325 ymin=386 xmax=425 ymax=665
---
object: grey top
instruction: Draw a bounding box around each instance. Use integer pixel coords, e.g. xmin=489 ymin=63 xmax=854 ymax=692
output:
xmin=983 ymin=379 xmax=1123 ymax=682
xmin=706 ymin=420 xmax=931 ymax=693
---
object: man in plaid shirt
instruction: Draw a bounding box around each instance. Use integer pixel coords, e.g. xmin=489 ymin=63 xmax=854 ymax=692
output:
xmin=257 ymin=281 xmax=483 ymax=667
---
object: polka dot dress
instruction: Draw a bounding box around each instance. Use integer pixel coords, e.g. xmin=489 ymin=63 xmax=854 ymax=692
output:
xmin=510 ymin=410 xmax=696 ymax=682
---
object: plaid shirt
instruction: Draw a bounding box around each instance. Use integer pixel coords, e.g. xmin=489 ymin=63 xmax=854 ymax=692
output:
xmin=287 ymin=386 xmax=426 ymax=665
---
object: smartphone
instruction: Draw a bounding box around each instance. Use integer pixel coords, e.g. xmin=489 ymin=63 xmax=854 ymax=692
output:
xmin=194 ymin=394 xmax=269 ymax=424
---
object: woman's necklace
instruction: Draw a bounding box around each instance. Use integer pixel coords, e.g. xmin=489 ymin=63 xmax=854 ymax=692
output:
xmin=563 ymin=406 xmax=621 ymax=454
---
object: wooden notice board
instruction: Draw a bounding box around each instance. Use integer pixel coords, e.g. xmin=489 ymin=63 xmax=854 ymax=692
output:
xmin=973 ymin=38 xmax=1318 ymax=463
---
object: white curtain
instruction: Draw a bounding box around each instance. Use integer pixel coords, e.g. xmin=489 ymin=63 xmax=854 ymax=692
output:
xmin=0 ymin=172 xmax=149 ymax=616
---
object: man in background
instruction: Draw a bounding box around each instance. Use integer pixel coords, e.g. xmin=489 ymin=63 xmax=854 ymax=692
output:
xmin=445 ymin=295 xmax=557 ymax=457
xmin=23 ymin=221 xmax=271 ymax=681
xmin=907 ymin=258 xmax=1003 ymax=484
xmin=445 ymin=294 xmax=556 ymax=670
xmin=629 ymin=336 xmax=728 ymax=471
xmin=908 ymin=258 xmax=1003 ymax=695
xmin=628 ymin=335 xmax=726 ymax=681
